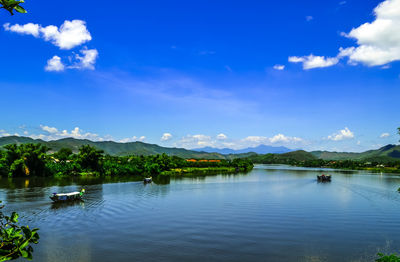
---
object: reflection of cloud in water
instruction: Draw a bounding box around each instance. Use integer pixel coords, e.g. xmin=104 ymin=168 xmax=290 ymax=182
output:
xmin=335 ymin=186 xmax=352 ymax=205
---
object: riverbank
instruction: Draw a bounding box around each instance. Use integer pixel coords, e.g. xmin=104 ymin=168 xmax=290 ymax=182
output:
xmin=303 ymin=165 xmax=400 ymax=174
xmin=0 ymin=143 xmax=254 ymax=179
xmin=160 ymin=166 xmax=251 ymax=177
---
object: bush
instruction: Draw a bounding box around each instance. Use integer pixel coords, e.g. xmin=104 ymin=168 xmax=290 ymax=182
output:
xmin=0 ymin=202 xmax=39 ymax=261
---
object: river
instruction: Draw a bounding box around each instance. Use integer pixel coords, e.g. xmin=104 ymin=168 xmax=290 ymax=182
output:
xmin=1 ymin=164 xmax=400 ymax=261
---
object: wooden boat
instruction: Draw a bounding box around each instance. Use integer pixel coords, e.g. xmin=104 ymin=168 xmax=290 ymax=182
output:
xmin=50 ymin=189 xmax=85 ymax=202
xmin=143 ymin=177 xmax=152 ymax=183
xmin=317 ymin=174 xmax=331 ymax=182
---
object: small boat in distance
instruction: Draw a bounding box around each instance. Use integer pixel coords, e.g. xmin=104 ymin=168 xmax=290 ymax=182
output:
xmin=50 ymin=189 xmax=85 ymax=202
xmin=317 ymin=174 xmax=331 ymax=182
xmin=144 ymin=177 xmax=152 ymax=183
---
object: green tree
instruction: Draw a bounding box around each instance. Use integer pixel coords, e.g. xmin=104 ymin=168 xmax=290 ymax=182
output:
xmin=0 ymin=0 xmax=26 ymax=15
xmin=3 ymin=144 xmax=49 ymax=177
xmin=0 ymin=151 xmax=8 ymax=177
xmin=376 ymin=252 xmax=400 ymax=262
xmin=0 ymin=202 xmax=39 ymax=261
xmin=76 ymin=145 xmax=104 ymax=172
xmin=53 ymin=148 xmax=73 ymax=162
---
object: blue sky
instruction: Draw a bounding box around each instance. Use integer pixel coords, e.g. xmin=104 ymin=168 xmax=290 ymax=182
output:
xmin=0 ymin=0 xmax=399 ymax=151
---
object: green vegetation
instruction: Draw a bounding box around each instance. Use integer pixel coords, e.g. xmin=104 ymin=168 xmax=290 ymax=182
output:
xmin=162 ymin=167 xmax=237 ymax=177
xmin=0 ymin=0 xmax=26 ymax=15
xmin=247 ymin=150 xmax=400 ymax=173
xmin=1 ymin=135 xmax=399 ymax=174
xmin=161 ymin=158 xmax=253 ymax=177
xmin=376 ymin=252 xmax=400 ymax=262
xmin=0 ymin=136 xmax=228 ymax=159
xmin=248 ymin=150 xmax=316 ymax=165
xmin=0 ymin=202 xmax=39 ymax=261
xmin=311 ymin=144 xmax=400 ymax=161
xmin=0 ymin=143 xmax=253 ymax=178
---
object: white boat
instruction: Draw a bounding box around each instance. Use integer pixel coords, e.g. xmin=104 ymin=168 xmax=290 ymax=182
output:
xmin=50 ymin=189 xmax=85 ymax=202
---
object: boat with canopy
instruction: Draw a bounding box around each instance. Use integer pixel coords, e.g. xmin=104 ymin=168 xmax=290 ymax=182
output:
xmin=50 ymin=189 xmax=85 ymax=202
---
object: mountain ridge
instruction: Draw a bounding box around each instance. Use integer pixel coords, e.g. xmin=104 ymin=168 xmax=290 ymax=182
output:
xmin=0 ymin=136 xmax=399 ymax=161
xmin=193 ymin=145 xmax=293 ymax=154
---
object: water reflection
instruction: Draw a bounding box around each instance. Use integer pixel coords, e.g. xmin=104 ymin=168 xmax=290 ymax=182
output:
xmin=51 ymin=200 xmax=85 ymax=210
xmin=2 ymin=165 xmax=400 ymax=262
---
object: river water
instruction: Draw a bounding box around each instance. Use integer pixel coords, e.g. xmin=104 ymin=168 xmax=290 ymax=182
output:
xmin=1 ymin=164 xmax=400 ymax=262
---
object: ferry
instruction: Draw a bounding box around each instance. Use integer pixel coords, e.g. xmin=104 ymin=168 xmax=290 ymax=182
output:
xmin=50 ymin=189 xmax=85 ymax=202
xmin=317 ymin=174 xmax=331 ymax=182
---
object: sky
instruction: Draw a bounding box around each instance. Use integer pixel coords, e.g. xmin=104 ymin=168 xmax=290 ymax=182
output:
xmin=0 ymin=0 xmax=399 ymax=152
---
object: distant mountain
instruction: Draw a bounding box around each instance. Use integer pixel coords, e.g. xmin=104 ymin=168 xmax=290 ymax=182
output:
xmin=0 ymin=136 xmax=226 ymax=159
xmin=311 ymin=144 xmax=400 ymax=161
xmin=1 ymin=136 xmax=399 ymax=162
xmin=194 ymin=145 xmax=293 ymax=154
xmin=247 ymin=150 xmax=316 ymax=164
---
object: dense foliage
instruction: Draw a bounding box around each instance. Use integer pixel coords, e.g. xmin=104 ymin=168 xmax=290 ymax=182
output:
xmin=0 ymin=202 xmax=39 ymax=261
xmin=247 ymin=150 xmax=400 ymax=173
xmin=376 ymin=252 xmax=400 ymax=262
xmin=0 ymin=144 xmax=253 ymax=178
xmin=0 ymin=0 xmax=26 ymax=15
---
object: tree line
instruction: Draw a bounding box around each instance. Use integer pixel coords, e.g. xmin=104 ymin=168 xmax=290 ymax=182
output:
xmin=0 ymin=143 xmax=253 ymax=178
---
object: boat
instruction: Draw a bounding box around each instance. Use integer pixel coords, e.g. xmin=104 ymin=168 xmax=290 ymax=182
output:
xmin=143 ymin=177 xmax=152 ymax=183
xmin=50 ymin=189 xmax=85 ymax=202
xmin=317 ymin=174 xmax=331 ymax=182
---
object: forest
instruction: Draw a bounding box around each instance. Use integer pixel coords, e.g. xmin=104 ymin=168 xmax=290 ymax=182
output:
xmin=0 ymin=143 xmax=253 ymax=178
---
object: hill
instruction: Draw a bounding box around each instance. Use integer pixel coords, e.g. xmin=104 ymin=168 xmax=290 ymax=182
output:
xmin=311 ymin=144 xmax=400 ymax=162
xmin=194 ymin=145 xmax=292 ymax=154
xmin=1 ymin=136 xmax=399 ymax=162
xmin=247 ymin=150 xmax=316 ymax=164
xmin=0 ymin=136 xmax=226 ymax=159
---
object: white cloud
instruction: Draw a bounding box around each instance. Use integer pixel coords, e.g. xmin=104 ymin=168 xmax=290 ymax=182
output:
xmin=26 ymin=126 xmax=105 ymax=141
xmin=273 ymin=64 xmax=285 ymax=70
xmin=269 ymin=134 xmax=303 ymax=143
xmin=243 ymin=134 xmax=303 ymax=144
xmin=45 ymin=49 xmax=98 ymax=72
xmin=4 ymin=20 xmax=92 ymax=50
xmin=69 ymin=48 xmax=99 ymax=70
xmin=119 ymin=136 xmax=146 ymax=143
xmin=0 ymin=130 xmax=11 ymax=137
xmin=161 ymin=133 xmax=173 ymax=141
xmin=40 ymin=125 xmax=58 ymax=134
xmin=45 ymin=56 xmax=65 ymax=72
xmin=327 ymin=127 xmax=354 ymax=141
xmin=175 ymin=134 xmax=213 ymax=148
xmin=119 ymin=136 xmax=137 ymax=143
xmin=216 ymin=133 xmax=228 ymax=140
xmin=4 ymin=20 xmax=97 ymax=72
xmin=175 ymin=133 xmax=304 ymax=149
xmin=288 ymin=55 xmax=339 ymax=69
xmin=339 ymin=1 xmax=347 ymax=5
xmin=289 ymin=0 xmax=400 ymax=69
xmin=338 ymin=0 xmax=400 ymax=66
xmin=42 ymin=20 xmax=91 ymax=50
xmin=380 ymin=132 xmax=390 ymax=138
xmin=306 ymin=16 xmax=313 ymax=21
xmin=3 ymin=22 xmax=40 ymax=37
